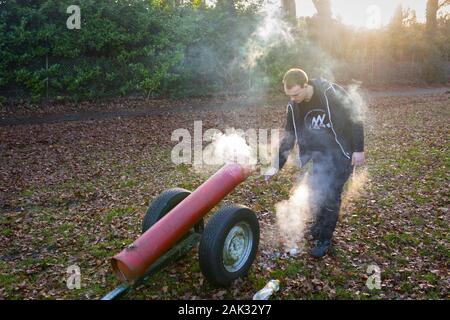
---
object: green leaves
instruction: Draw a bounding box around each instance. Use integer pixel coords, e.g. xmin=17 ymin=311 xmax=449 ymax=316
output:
xmin=0 ymin=1 xmax=265 ymax=101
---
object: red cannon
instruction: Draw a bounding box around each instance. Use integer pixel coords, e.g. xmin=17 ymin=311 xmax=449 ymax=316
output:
xmin=102 ymin=163 xmax=260 ymax=299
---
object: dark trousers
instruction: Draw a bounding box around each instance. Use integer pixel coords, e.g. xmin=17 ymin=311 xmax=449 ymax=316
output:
xmin=307 ymin=150 xmax=353 ymax=241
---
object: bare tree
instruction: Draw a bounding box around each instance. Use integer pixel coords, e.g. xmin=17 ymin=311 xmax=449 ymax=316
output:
xmin=426 ymin=0 xmax=450 ymax=33
xmin=423 ymin=0 xmax=449 ymax=82
xmin=311 ymin=0 xmax=334 ymax=51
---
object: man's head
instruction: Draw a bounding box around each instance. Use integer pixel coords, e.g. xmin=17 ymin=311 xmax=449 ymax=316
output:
xmin=283 ymin=68 xmax=309 ymax=103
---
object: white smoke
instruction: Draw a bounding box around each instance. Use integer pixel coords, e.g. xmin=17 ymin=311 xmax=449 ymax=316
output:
xmin=333 ymin=82 xmax=369 ymax=124
xmin=201 ymin=129 xmax=257 ymax=169
xmin=275 ymin=173 xmax=312 ymax=252
xmin=241 ymin=0 xmax=294 ymax=69
xmin=340 ymin=166 xmax=369 ymax=214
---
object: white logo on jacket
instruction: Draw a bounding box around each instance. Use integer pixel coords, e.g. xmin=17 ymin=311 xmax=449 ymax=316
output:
xmin=304 ymin=109 xmax=331 ymax=132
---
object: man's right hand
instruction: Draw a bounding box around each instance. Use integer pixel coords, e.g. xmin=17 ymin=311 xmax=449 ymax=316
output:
xmin=262 ymin=167 xmax=279 ymax=183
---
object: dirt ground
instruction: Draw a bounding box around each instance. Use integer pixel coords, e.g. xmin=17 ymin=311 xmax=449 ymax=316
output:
xmin=1 ymin=86 xmax=448 ymax=126
xmin=0 ymin=88 xmax=449 ymax=299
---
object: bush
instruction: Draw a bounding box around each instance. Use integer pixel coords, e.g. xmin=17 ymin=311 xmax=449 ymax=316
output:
xmin=0 ymin=1 xmax=449 ymax=103
xmin=0 ymin=1 xmax=263 ymax=101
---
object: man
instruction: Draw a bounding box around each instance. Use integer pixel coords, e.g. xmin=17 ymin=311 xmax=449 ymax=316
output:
xmin=264 ymin=68 xmax=365 ymax=258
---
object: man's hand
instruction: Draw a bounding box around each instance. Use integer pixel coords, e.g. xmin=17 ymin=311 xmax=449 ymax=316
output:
xmin=262 ymin=167 xmax=279 ymax=183
xmin=351 ymin=152 xmax=365 ymax=166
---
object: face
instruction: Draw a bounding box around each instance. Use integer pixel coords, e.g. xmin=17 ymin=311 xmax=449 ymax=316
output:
xmin=284 ymin=84 xmax=307 ymax=104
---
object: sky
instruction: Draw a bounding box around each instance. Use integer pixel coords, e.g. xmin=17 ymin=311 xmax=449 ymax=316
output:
xmin=296 ymin=0 xmax=447 ymax=28
xmin=203 ymin=1 xmax=448 ymax=29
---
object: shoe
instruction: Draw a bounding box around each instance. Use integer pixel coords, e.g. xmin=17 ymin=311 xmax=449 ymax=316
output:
xmin=310 ymin=240 xmax=331 ymax=258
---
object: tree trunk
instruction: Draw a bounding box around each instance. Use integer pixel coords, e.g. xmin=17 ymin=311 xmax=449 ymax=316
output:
xmin=281 ymin=0 xmax=296 ymax=19
xmin=312 ymin=0 xmax=333 ymax=51
xmin=426 ymin=0 xmax=439 ymax=34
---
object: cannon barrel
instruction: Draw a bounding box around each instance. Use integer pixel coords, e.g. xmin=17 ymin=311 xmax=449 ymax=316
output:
xmin=111 ymin=162 xmax=253 ymax=283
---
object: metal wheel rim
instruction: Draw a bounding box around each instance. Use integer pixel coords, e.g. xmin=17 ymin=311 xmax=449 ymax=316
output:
xmin=222 ymin=221 xmax=253 ymax=272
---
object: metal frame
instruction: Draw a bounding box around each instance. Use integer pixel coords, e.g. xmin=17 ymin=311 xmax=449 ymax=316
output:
xmin=101 ymin=231 xmax=201 ymax=300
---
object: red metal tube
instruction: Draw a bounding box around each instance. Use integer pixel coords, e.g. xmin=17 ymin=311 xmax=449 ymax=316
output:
xmin=111 ymin=162 xmax=252 ymax=283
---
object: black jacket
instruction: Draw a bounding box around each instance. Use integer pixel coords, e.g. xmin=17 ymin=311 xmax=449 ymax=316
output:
xmin=278 ymin=78 xmax=364 ymax=169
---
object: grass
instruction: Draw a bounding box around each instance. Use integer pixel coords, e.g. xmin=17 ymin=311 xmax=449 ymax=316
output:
xmin=0 ymin=94 xmax=448 ymax=299
xmin=104 ymin=207 xmax=135 ymax=223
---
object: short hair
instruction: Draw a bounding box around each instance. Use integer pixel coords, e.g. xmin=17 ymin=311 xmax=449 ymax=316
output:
xmin=283 ymin=68 xmax=308 ymax=89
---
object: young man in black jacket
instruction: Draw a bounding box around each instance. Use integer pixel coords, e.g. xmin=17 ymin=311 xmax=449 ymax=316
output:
xmin=264 ymin=68 xmax=365 ymax=258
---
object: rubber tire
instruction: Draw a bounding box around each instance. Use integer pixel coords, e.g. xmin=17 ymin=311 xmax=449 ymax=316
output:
xmin=142 ymin=188 xmax=203 ymax=234
xmin=198 ymin=204 xmax=260 ymax=287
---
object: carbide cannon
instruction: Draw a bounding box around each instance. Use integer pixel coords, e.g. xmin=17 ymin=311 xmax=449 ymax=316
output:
xmin=102 ymin=162 xmax=260 ymax=300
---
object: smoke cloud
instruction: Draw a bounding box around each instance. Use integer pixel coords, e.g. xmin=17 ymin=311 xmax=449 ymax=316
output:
xmin=340 ymin=166 xmax=369 ymax=214
xmin=338 ymin=82 xmax=369 ymax=124
xmin=275 ymin=172 xmax=312 ymax=252
xmin=242 ymin=1 xmax=294 ymax=70
xmin=201 ymin=129 xmax=257 ymax=168
xmin=187 ymin=2 xmax=372 ymax=255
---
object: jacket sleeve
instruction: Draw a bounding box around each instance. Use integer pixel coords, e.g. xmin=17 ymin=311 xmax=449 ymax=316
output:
xmin=331 ymin=84 xmax=365 ymax=153
xmin=351 ymin=117 xmax=364 ymax=152
xmin=277 ymin=104 xmax=296 ymax=170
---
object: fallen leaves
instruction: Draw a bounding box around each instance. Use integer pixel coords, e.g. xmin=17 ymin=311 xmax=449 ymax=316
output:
xmin=0 ymin=92 xmax=449 ymax=299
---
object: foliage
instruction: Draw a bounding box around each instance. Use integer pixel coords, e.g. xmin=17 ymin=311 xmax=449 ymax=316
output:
xmin=0 ymin=93 xmax=448 ymax=299
xmin=0 ymin=1 xmax=449 ymax=102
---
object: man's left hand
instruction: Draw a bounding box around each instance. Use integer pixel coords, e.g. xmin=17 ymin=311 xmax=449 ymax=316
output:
xmin=351 ymin=152 xmax=365 ymax=166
